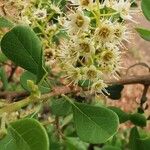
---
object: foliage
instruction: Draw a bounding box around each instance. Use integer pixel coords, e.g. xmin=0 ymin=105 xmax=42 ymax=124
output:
xmin=0 ymin=0 xmax=150 ymax=150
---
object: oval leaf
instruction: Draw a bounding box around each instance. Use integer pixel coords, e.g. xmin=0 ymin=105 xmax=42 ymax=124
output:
xmin=72 ymin=102 xmax=119 ymax=144
xmin=102 ymin=145 xmax=121 ymax=150
xmin=51 ymin=97 xmax=72 ymax=116
xmin=141 ymin=0 xmax=150 ymax=21
xmin=0 ymin=118 xmax=49 ymax=150
xmin=129 ymin=127 xmax=142 ymax=150
xmin=130 ymin=113 xmax=147 ymax=127
xmin=1 ymin=25 xmax=46 ymax=82
xmin=108 ymin=106 xmax=130 ymax=123
xmin=136 ymin=28 xmax=150 ymax=41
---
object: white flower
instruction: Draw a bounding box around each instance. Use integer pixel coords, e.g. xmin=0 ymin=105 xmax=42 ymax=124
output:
xmin=64 ymin=9 xmax=90 ymax=35
xmin=112 ymin=22 xmax=130 ymax=45
xmin=94 ymin=19 xmax=114 ymax=45
xmin=50 ymin=4 xmax=62 ymax=14
xmin=33 ymin=9 xmax=47 ymax=20
xmin=64 ymin=64 xmax=82 ymax=85
xmin=91 ymin=80 xmax=107 ymax=94
xmin=78 ymin=0 xmax=93 ymax=9
xmin=77 ymin=38 xmax=95 ymax=55
xmin=82 ymin=65 xmax=102 ymax=82
xmin=96 ymin=45 xmax=121 ymax=74
xmin=56 ymin=39 xmax=80 ymax=65
xmin=102 ymin=0 xmax=116 ymax=8
xmin=112 ymin=0 xmax=132 ymax=21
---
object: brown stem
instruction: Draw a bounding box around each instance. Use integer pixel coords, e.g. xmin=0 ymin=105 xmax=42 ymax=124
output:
xmin=0 ymin=91 xmax=29 ymax=101
xmin=140 ymin=85 xmax=149 ymax=108
xmin=1 ymin=75 xmax=150 ymax=101
xmin=8 ymin=66 xmax=17 ymax=82
xmin=0 ymin=86 xmax=80 ymax=115
xmin=106 ymin=75 xmax=150 ymax=85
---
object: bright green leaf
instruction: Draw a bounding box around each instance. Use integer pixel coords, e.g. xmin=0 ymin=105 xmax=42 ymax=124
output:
xmin=129 ymin=127 xmax=142 ymax=150
xmin=0 ymin=52 xmax=8 ymax=63
xmin=129 ymin=127 xmax=150 ymax=150
xmin=136 ymin=28 xmax=150 ymax=41
xmin=72 ymin=102 xmax=119 ymax=144
xmin=78 ymin=80 xmax=92 ymax=88
xmin=102 ymin=145 xmax=121 ymax=150
xmin=130 ymin=113 xmax=147 ymax=127
xmin=1 ymin=25 xmax=47 ymax=82
xmin=108 ymin=106 xmax=130 ymax=123
xmin=65 ymin=137 xmax=88 ymax=150
xmin=0 ymin=118 xmax=49 ymax=150
xmin=20 ymin=71 xmax=51 ymax=93
xmin=141 ymin=0 xmax=150 ymax=21
xmin=51 ymin=97 xmax=72 ymax=116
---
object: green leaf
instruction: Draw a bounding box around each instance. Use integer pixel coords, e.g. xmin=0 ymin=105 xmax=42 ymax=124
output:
xmin=78 ymin=80 xmax=92 ymax=88
xmin=0 ymin=16 xmax=14 ymax=28
xmin=0 ymin=52 xmax=8 ymax=63
xmin=51 ymin=97 xmax=72 ymax=116
xmin=72 ymin=102 xmax=119 ymax=144
xmin=136 ymin=28 xmax=150 ymax=41
xmin=1 ymin=25 xmax=47 ymax=82
xmin=129 ymin=127 xmax=142 ymax=150
xmin=20 ymin=71 xmax=51 ymax=94
xmin=128 ymin=127 xmax=150 ymax=150
xmin=140 ymin=137 xmax=150 ymax=149
xmin=102 ymin=145 xmax=121 ymax=150
xmin=108 ymin=106 xmax=130 ymax=123
xmin=130 ymin=113 xmax=147 ymax=127
xmin=65 ymin=137 xmax=88 ymax=150
xmin=104 ymin=84 xmax=124 ymax=100
xmin=0 ymin=118 xmax=49 ymax=150
xmin=141 ymin=0 xmax=150 ymax=21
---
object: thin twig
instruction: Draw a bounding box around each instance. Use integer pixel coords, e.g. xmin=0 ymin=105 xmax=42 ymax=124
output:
xmin=8 ymin=66 xmax=17 ymax=82
xmin=106 ymin=75 xmax=150 ymax=85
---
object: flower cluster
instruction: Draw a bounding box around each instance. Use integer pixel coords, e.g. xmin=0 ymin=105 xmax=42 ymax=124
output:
xmin=55 ymin=0 xmax=133 ymax=93
xmin=6 ymin=0 xmax=134 ymax=94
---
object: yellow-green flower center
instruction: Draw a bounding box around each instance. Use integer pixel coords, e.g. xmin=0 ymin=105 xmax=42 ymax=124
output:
xmin=80 ymin=43 xmax=90 ymax=53
xmin=76 ymin=15 xmax=84 ymax=27
xmin=101 ymin=51 xmax=114 ymax=62
xmin=98 ymin=27 xmax=111 ymax=39
xmin=87 ymin=69 xmax=97 ymax=79
xmin=114 ymin=28 xmax=122 ymax=38
xmin=80 ymin=0 xmax=90 ymax=6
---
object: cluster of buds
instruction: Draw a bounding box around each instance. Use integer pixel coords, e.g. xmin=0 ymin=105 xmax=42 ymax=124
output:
xmin=6 ymin=0 xmax=134 ymax=94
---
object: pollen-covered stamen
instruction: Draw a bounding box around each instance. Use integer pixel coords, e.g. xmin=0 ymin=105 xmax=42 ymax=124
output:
xmin=94 ymin=20 xmax=114 ymax=44
xmin=114 ymin=28 xmax=122 ymax=38
xmin=87 ymin=69 xmax=97 ymax=79
xmin=101 ymin=50 xmax=114 ymax=62
xmin=91 ymin=80 xmax=107 ymax=94
xmin=65 ymin=66 xmax=82 ymax=84
xmin=98 ymin=27 xmax=111 ymax=39
xmin=75 ymin=15 xmax=85 ymax=27
xmin=80 ymin=43 xmax=91 ymax=53
xmin=80 ymin=0 xmax=91 ymax=6
xmin=83 ymin=65 xmax=100 ymax=81
xmin=44 ymin=50 xmax=54 ymax=60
